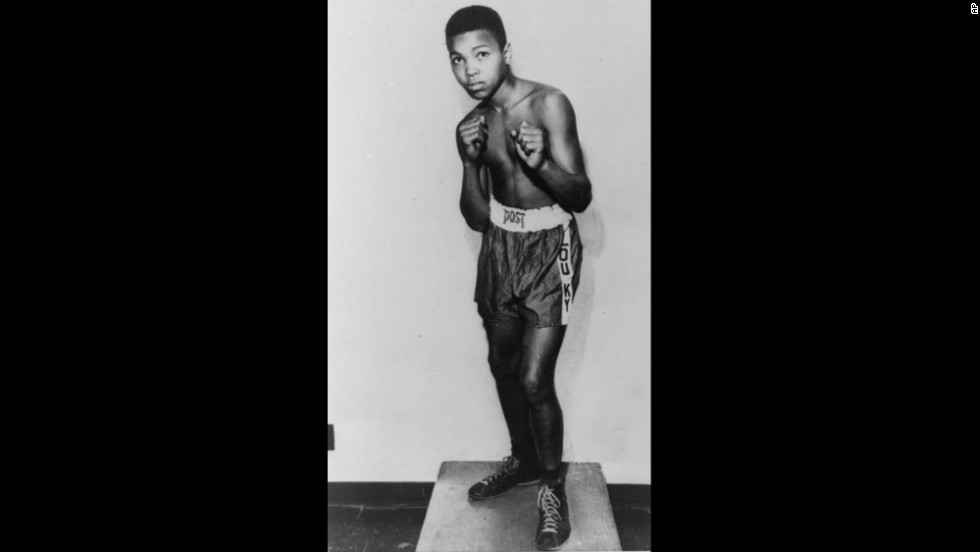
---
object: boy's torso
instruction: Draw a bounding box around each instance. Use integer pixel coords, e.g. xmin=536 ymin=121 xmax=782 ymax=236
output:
xmin=466 ymin=80 xmax=562 ymax=211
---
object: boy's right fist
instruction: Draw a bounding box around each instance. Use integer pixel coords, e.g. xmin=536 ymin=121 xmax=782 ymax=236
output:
xmin=457 ymin=115 xmax=488 ymax=163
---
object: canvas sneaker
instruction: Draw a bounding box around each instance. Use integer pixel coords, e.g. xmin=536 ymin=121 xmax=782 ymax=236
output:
xmin=467 ymin=456 xmax=541 ymax=501
xmin=534 ymin=481 xmax=571 ymax=551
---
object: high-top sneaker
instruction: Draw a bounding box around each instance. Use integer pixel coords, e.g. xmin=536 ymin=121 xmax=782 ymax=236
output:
xmin=535 ymin=480 xmax=571 ymax=551
xmin=467 ymin=456 xmax=541 ymax=501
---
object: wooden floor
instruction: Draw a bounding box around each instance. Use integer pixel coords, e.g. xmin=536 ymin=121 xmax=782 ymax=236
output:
xmin=416 ymin=461 xmax=622 ymax=552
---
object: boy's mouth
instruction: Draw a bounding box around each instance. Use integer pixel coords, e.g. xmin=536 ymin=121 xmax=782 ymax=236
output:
xmin=466 ymin=82 xmax=485 ymax=90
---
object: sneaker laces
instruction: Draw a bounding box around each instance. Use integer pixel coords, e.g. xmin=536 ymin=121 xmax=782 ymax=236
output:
xmin=537 ymin=485 xmax=562 ymax=534
xmin=480 ymin=456 xmax=520 ymax=486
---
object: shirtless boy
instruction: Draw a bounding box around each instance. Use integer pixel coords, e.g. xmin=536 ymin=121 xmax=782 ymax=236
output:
xmin=446 ymin=6 xmax=592 ymax=550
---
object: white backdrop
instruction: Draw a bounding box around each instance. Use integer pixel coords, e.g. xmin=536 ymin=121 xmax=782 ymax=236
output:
xmin=327 ymin=0 xmax=651 ymax=484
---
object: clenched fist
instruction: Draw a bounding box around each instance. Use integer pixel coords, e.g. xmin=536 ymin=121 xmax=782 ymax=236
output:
xmin=457 ymin=115 xmax=488 ymax=164
xmin=510 ymin=120 xmax=547 ymax=171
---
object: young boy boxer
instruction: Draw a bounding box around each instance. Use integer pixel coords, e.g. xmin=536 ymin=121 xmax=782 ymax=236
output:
xmin=446 ymin=6 xmax=592 ymax=550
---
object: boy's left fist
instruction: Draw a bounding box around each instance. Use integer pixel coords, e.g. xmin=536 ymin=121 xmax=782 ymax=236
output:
xmin=510 ymin=120 xmax=547 ymax=171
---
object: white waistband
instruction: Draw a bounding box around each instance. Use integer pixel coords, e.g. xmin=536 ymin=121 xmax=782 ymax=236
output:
xmin=489 ymin=197 xmax=572 ymax=232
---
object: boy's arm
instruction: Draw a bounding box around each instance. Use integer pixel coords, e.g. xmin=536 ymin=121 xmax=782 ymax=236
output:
xmin=457 ymin=116 xmax=491 ymax=232
xmin=459 ymin=162 xmax=490 ymax=232
xmin=512 ymin=92 xmax=592 ymax=212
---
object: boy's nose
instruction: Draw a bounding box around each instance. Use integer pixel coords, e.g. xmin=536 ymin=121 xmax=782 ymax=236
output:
xmin=465 ymin=66 xmax=478 ymax=77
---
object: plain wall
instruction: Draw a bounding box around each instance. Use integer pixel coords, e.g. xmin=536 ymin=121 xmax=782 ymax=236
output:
xmin=327 ymin=0 xmax=651 ymax=484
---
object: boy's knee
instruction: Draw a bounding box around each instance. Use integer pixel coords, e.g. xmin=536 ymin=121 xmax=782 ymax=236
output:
xmin=488 ymin=354 xmax=506 ymax=376
xmin=521 ymin=377 xmax=554 ymax=405
xmin=489 ymin=351 xmax=520 ymax=378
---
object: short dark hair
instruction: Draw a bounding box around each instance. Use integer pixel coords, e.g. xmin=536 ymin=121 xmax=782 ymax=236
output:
xmin=445 ymin=5 xmax=507 ymax=50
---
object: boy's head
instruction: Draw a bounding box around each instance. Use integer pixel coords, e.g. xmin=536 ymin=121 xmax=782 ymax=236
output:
xmin=445 ymin=6 xmax=512 ymax=99
xmin=445 ymin=5 xmax=507 ymax=51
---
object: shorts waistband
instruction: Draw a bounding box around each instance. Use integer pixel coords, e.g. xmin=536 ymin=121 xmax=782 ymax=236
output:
xmin=489 ymin=197 xmax=572 ymax=232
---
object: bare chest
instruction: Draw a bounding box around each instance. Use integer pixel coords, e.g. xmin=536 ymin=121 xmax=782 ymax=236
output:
xmin=479 ymin=106 xmax=542 ymax=169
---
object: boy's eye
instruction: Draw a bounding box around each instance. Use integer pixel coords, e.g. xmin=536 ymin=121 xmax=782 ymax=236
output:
xmin=451 ymin=57 xmax=463 ymax=65
xmin=476 ymin=52 xmax=489 ymax=59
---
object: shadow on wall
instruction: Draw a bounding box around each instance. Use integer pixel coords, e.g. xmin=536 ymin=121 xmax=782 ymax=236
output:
xmin=459 ymin=142 xmax=606 ymax=464
xmin=554 ymin=142 xmax=603 ymax=463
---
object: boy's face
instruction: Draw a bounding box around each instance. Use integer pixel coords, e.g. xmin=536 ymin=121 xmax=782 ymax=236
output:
xmin=448 ymin=30 xmax=511 ymax=100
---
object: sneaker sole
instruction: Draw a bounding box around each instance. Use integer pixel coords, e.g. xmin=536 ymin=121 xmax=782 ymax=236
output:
xmin=534 ymin=538 xmax=568 ymax=551
xmin=467 ymin=478 xmax=541 ymax=501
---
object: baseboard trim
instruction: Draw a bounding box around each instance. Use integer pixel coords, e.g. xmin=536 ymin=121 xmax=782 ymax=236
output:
xmin=326 ymin=482 xmax=650 ymax=510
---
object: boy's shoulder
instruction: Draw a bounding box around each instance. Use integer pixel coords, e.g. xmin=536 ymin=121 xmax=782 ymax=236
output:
xmin=526 ymin=80 xmax=561 ymax=96
xmin=521 ymin=80 xmax=567 ymax=104
xmin=522 ymin=81 xmax=575 ymax=116
xmin=522 ymin=82 xmax=576 ymax=123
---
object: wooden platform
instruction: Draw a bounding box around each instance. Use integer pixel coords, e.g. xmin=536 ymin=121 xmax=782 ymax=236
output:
xmin=417 ymin=461 xmax=622 ymax=552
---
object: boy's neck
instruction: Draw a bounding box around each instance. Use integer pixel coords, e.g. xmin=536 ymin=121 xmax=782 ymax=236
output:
xmin=485 ymin=74 xmax=524 ymax=113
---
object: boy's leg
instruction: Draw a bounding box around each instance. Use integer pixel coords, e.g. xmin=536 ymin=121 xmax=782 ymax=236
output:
xmin=520 ymin=324 xmax=572 ymax=551
xmin=485 ymin=317 xmax=538 ymax=463
xmin=468 ymin=317 xmax=541 ymax=501
xmin=519 ymin=324 xmax=566 ymax=480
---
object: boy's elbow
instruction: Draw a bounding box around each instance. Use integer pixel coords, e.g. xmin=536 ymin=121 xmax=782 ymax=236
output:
xmin=466 ymin=218 xmax=489 ymax=232
xmin=571 ymin=184 xmax=592 ymax=213
xmin=460 ymin=208 xmax=489 ymax=232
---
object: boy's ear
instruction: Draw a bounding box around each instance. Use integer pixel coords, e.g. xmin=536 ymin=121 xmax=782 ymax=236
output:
xmin=503 ymin=43 xmax=512 ymax=65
